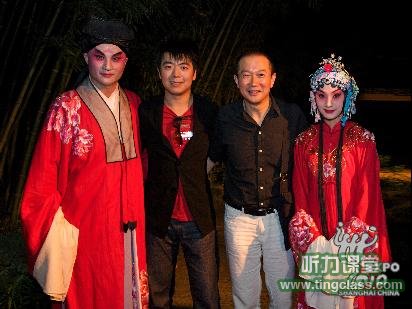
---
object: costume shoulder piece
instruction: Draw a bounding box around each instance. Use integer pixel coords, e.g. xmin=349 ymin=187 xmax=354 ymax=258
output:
xmin=345 ymin=122 xmax=375 ymax=147
xmin=295 ymin=124 xmax=318 ymax=146
xmin=76 ymin=78 xmax=137 ymax=162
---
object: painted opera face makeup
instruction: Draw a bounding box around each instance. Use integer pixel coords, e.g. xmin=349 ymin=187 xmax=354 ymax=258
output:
xmin=83 ymin=43 xmax=128 ymax=96
xmin=309 ymin=54 xmax=359 ymax=126
xmin=315 ymin=84 xmax=345 ymax=128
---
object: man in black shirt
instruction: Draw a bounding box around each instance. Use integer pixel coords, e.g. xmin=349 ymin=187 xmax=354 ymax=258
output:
xmin=209 ymin=50 xmax=307 ymax=308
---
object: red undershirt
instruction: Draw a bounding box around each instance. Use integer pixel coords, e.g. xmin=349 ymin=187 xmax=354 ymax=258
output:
xmin=162 ymin=104 xmax=194 ymax=221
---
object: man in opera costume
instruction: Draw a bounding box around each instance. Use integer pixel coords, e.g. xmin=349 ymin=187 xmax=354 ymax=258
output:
xmin=20 ymin=17 xmax=148 ymax=308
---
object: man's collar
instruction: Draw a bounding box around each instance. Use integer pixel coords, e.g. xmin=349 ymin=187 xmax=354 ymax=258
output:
xmin=239 ymin=96 xmax=279 ymax=118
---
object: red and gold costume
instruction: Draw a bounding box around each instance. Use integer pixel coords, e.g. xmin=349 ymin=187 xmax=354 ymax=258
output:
xmin=290 ymin=121 xmax=391 ymax=309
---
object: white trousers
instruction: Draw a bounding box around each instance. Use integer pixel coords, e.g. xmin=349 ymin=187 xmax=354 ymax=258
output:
xmin=224 ymin=204 xmax=295 ymax=309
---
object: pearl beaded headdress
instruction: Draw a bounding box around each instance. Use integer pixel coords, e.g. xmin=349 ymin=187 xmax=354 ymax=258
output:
xmin=309 ymin=54 xmax=359 ymax=126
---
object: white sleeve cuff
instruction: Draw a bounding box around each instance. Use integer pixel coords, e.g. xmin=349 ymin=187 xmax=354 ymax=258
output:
xmin=33 ymin=207 xmax=79 ymax=301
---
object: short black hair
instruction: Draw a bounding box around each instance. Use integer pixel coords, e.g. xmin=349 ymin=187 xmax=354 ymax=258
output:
xmin=157 ymin=36 xmax=199 ymax=70
xmin=235 ymin=48 xmax=276 ymax=74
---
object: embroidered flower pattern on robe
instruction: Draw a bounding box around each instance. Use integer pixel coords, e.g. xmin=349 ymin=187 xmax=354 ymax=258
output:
xmin=309 ymin=147 xmax=346 ymax=181
xmin=47 ymin=91 xmax=93 ymax=156
xmin=289 ymin=209 xmax=322 ymax=263
xmin=343 ymin=216 xmax=378 ymax=253
xmin=346 ymin=126 xmax=375 ymax=147
xmin=131 ymin=265 xmax=149 ymax=309
xmin=139 ymin=270 xmax=149 ymax=308
xmin=323 ymin=161 xmax=336 ymax=179
xmin=296 ymin=123 xmax=375 ymax=183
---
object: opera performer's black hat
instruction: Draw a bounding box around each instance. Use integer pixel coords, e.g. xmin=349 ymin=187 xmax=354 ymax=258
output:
xmin=80 ymin=17 xmax=134 ymax=54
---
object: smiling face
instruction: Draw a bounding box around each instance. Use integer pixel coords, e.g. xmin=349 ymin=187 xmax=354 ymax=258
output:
xmin=83 ymin=43 xmax=128 ymax=96
xmin=315 ymin=84 xmax=345 ymax=127
xmin=234 ymin=54 xmax=276 ymax=107
xmin=158 ymin=52 xmax=197 ymax=97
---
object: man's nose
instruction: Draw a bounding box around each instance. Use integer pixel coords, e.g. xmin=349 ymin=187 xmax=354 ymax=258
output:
xmin=250 ymin=74 xmax=257 ymax=85
xmin=103 ymin=59 xmax=112 ymax=70
xmin=172 ymin=66 xmax=181 ymax=77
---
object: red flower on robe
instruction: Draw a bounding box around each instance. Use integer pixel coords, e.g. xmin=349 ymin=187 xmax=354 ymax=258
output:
xmin=47 ymin=91 xmax=93 ymax=157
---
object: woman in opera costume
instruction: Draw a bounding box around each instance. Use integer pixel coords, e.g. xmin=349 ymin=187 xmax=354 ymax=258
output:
xmin=289 ymin=54 xmax=391 ymax=309
xmin=20 ymin=17 xmax=148 ymax=308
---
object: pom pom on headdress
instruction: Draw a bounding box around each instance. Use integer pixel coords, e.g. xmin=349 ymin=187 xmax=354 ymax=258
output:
xmin=309 ymin=54 xmax=359 ymax=126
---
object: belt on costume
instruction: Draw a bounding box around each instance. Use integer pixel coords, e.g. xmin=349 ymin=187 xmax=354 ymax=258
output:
xmin=228 ymin=203 xmax=276 ymax=216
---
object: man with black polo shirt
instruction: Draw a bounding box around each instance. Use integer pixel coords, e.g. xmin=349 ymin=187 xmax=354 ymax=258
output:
xmin=209 ymin=49 xmax=307 ymax=308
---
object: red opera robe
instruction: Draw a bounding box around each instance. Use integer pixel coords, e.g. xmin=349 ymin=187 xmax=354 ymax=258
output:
xmin=20 ymin=78 xmax=148 ymax=308
xmin=289 ymin=121 xmax=391 ymax=309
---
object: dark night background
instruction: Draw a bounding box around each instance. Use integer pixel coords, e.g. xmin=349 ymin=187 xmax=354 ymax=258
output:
xmin=264 ymin=0 xmax=410 ymax=164
xmin=0 ymin=0 xmax=410 ymax=307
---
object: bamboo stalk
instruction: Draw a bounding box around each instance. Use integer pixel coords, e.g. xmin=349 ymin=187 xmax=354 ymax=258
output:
xmin=0 ymin=52 xmax=49 ymax=177
xmin=212 ymin=2 xmax=254 ymax=102
xmin=0 ymin=0 xmax=31 ymax=86
xmin=8 ymin=55 xmax=58 ymax=225
xmin=0 ymin=128 xmax=16 ymax=208
xmin=1 ymin=1 xmax=38 ymax=124
xmin=0 ymin=0 xmax=8 ymax=22
xmin=198 ymin=1 xmax=225 ymax=61
xmin=0 ymin=0 xmax=23 ymax=51
xmin=3 ymin=126 xmax=19 ymax=212
xmin=8 ymin=53 xmax=65 ymax=225
xmin=197 ymin=1 xmax=241 ymax=87
xmin=202 ymin=0 xmax=243 ymax=92
xmin=0 ymin=0 xmax=63 ymax=154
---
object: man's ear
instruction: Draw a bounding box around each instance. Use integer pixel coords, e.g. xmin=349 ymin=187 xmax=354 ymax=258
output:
xmin=193 ymin=69 xmax=197 ymax=81
xmin=83 ymin=53 xmax=89 ymax=64
xmin=234 ymin=74 xmax=239 ymax=88
xmin=270 ymin=72 xmax=277 ymax=88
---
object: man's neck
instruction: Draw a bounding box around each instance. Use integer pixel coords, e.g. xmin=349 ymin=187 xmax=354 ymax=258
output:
xmin=243 ymin=98 xmax=271 ymax=126
xmin=89 ymin=76 xmax=118 ymax=98
xmin=164 ymin=91 xmax=193 ymax=116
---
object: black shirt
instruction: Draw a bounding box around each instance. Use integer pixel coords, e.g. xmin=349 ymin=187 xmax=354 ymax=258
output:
xmin=209 ymin=97 xmax=307 ymax=211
